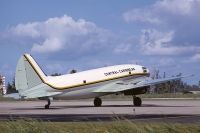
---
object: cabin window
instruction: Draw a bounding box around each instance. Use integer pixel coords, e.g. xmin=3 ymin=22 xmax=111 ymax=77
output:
xmin=83 ymin=80 xmax=86 ymax=83
xmin=129 ymin=71 xmax=131 ymax=75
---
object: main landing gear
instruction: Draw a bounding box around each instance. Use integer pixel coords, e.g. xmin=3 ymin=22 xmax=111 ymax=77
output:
xmin=45 ymin=98 xmax=51 ymax=109
xmin=94 ymin=97 xmax=102 ymax=107
xmin=93 ymin=96 xmax=141 ymax=107
xmin=133 ymin=96 xmax=142 ymax=106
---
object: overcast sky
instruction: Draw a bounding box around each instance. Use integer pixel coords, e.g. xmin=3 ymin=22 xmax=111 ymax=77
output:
xmin=0 ymin=0 xmax=199 ymax=85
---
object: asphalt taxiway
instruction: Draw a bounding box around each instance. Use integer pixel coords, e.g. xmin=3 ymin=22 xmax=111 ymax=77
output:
xmin=0 ymin=100 xmax=200 ymax=123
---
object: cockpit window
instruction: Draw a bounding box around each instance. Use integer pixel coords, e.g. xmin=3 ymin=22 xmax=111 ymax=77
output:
xmin=142 ymin=67 xmax=147 ymax=73
xmin=142 ymin=67 xmax=146 ymax=69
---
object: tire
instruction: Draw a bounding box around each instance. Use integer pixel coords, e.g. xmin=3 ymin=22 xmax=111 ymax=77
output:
xmin=94 ymin=97 xmax=102 ymax=107
xmin=134 ymin=97 xmax=142 ymax=106
xmin=45 ymin=105 xmax=49 ymax=109
xmin=45 ymin=98 xmax=51 ymax=109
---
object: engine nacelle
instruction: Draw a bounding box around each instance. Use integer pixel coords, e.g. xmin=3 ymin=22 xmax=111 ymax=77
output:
xmin=123 ymin=86 xmax=149 ymax=95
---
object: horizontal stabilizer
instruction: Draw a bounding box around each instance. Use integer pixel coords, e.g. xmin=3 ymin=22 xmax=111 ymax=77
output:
xmin=24 ymin=91 xmax=62 ymax=99
xmin=4 ymin=93 xmax=21 ymax=99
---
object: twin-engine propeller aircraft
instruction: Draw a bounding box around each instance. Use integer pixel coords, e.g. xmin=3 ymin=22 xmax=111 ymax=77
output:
xmin=9 ymin=54 xmax=189 ymax=109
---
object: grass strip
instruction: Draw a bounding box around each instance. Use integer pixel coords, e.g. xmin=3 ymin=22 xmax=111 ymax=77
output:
xmin=0 ymin=119 xmax=200 ymax=133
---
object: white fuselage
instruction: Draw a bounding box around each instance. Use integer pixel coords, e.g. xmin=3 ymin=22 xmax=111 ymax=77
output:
xmin=46 ymin=64 xmax=149 ymax=100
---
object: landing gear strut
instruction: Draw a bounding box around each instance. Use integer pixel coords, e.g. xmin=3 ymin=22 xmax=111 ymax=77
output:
xmin=94 ymin=97 xmax=102 ymax=107
xmin=45 ymin=99 xmax=51 ymax=109
xmin=133 ymin=96 xmax=142 ymax=106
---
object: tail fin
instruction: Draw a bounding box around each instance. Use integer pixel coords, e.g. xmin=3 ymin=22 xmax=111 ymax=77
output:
xmin=15 ymin=54 xmax=46 ymax=92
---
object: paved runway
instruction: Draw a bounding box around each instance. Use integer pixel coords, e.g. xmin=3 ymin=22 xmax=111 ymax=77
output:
xmin=0 ymin=100 xmax=200 ymax=123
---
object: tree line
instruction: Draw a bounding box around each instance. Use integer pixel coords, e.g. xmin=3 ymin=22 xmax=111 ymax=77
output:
xmin=150 ymin=69 xmax=199 ymax=94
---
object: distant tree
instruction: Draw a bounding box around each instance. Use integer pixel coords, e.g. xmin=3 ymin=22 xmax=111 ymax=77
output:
xmin=151 ymin=68 xmax=160 ymax=79
xmin=149 ymin=68 xmax=159 ymax=93
xmin=150 ymin=68 xmax=161 ymax=93
xmin=0 ymin=76 xmax=2 ymax=95
xmin=0 ymin=76 xmax=2 ymax=85
xmin=199 ymin=81 xmax=200 ymax=88
xmin=6 ymin=79 xmax=18 ymax=94
xmin=150 ymin=71 xmax=186 ymax=94
xmin=6 ymin=82 xmax=12 ymax=94
xmin=163 ymin=72 xmax=166 ymax=78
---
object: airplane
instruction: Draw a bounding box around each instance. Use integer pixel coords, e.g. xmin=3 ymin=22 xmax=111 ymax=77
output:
xmin=7 ymin=53 xmax=190 ymax=109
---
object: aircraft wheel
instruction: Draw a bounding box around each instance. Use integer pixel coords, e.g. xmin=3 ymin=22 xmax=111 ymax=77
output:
xmin=94 ymin=97 xmax=102 ymax=107
xmin=45 ymin=105 xmax=49 ymax=109
xmin=44 ymin=98 xmax=51 ymax=109
xmin=134 ymin=97 xmax=142 ymax=106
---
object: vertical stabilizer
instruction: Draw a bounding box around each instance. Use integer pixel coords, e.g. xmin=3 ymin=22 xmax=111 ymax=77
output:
xmin=15 ymin=54 xmax=46 ymax=92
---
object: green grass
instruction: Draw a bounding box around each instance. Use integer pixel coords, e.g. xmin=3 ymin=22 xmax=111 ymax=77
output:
xmin=0 ymin=119 xmax=200 ymax=133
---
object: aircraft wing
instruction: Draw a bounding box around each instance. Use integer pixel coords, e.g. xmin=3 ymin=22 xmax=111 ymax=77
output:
xmin=4 ymin=93 xmax=21 ymax=99
xmin=93 ymin=75 xmax=192 ymax=93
